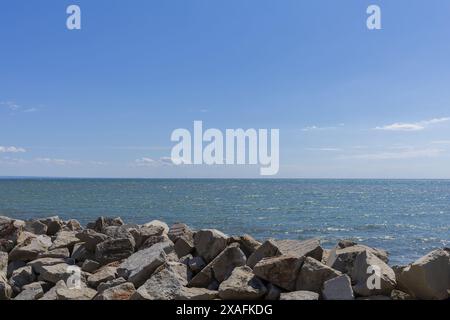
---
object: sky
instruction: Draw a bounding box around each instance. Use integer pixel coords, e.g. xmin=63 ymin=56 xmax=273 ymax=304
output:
xmin=1 ymin=0 xmax=450 ymax=178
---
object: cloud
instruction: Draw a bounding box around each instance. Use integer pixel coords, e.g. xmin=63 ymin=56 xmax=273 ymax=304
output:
xmin=0 ymin=101 xmax=38 ymax=113
xmin=339 ymin=148 xmax=444 ymax=160
xmin=0 ymin=146 xmax=26 ymax=153
xmin=432 ymin=140 xmax=450 ymax=145
xmin=302 ymin=124 xmax=344 ymax=132
xmin=134 ymin=157 xmax=175 ymax=167
xmin=375 ymin=117 xmax=450 ymax=131
xmin=306 ymin=147 xmax=342 ymax=152
xmin=35 ymin=158 xmax=80 ymax=165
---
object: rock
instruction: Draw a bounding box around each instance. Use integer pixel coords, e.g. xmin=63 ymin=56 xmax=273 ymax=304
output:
xmin=14 ymin=282 xmax=43 ymax=300
xmin=187 ymin=256 xmax=206 ymax=274
xmin=218 ymin=266 xmax=266 ymax=300
xmin=66 ymin=219 xmax=82 ymax=231
xmin=131 ymin=263 xmax=187 ymax=300
xmin=351 ymin=250 xmax=396 ymax=297
xmin=76 ymin=229 xmax=109 ymax=252
xmin=92 ymin=216 xmax=124 ymax=233
xmin=132 ymin=225 xmax=166 ymax=248
xmin=168 ymin=223 xmax=193 ymax=243
xmin=71 ymin=243 xmax=95 ymax=262
xmin=338 ymin=239 xmax=357 ymax=249
xmin=37 ymin=247 xmax=70 ymax=259
xmin=322 ymin=275 xmax=354 ymax=300
xmin=247 ymin=239 xmax=281 ymax=268
xmin=38 ymin=216 xmax=63 ymax=236
xmin=97 ymin=277 xmax=127 ymax=293
xmin=396 ymin=249 xmax=450 ymax=300
xmin=265 ymin=283 xmax=282 ymax=300
xmin=103 ymin=225 xmax=136 ymax=248
xmin=194 ymin=229 xmax=228 ymax=263
xmin=117 ymin=241 xmax=173 ymax=287
xmin=87 ymin=266 xmax=117 ymax=288
xmin=38 ymin=263 xmax=78 ymax=284
xmin=176 ymin=287 xmax=219 ymax=300
xmin=0 ymin=216 xmax=22 ymax=244
xmin=39 ymin=280 xmax=67 ymax=300
xmin=326 ymin=245 xmax=389 ymax=274
xmin=49 ymin=231 xmax=80 ymax=251
xmin=140 ymin=234 xmax=172 ymax=250
xmin=390 ymin=289 xmax=413 ymax=300
xmin=82 ymin=259 xmax=100 ymax=273
xmin=189 ymin=244 xmax=246 ymax=288
xmin=0 ymin=274 xmax=12 ymax=299
xmin=27 ymin=257 xmax=67 ymax=274
xmin=0 ymin=240 xmax=15 ymax=253
xmin=174 ymin=235 xmax=195 ymax=258
xmin=95 ymin=238 xmax=134 ymax=264
xmin=7 ymin=261 xmax=26 ymax=278
xmin=228 ymin=235 xmax=261 ymax=258
xmin=253 ymin=255 xmax=303 ymax=291
xmin=56 ymin=286 xmax=97 ymax=300
xmin=356 ymin=295 xmax=391 ymax=300
xmin=94 ymin=282 xmax=135 ymax=300
xmin=321 ymin=249 xmax=331 ymax=264
xmin=9 ymin=265 xmax=35 ymax=289
xmin=280 ymin=291 xmax=319 ymax=300
xmin=143 ymin=220 xmax=169 ymax=234
xmin=8 ymin=234 xmax=52 ymax=261
xmin=24 ymin=220 xmax=48 ymax=235
xmin=296 ymin=257 xmax=342 ymax=293
xmin=276 ymin=239 xmax=323 ymax=261
xmin=0 ymin=252 xmax=7 ymax=277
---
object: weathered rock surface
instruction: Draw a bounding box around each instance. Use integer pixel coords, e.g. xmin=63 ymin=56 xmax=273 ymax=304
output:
xmin=9 ymin=265 xmax=35 ymax=289
xmin=95 ymin=238 xmax=134 ymax=264
xmin=253 ymin=255 xmax=303 ymax=291
xmin=228 ymin=235 xmax=261 ymax=258
xmin=94 ymin=282 xmax=135 ymax=300
xmin=87 ymin=266 xmax=117 ymax=288
xmin=322 ymin=275 xmax=354 ymax=300
xmin=9 ymin=234 xmax=52 ymax=261
xmin=218 ymin=266 xmax=266 ymax=300
xmin=24 ymin=220 xmax=48 ymax=235
xmin=38 ymin=263 xmax=77 ymax=284
xmin=49 ymin=231 xmax=80 ymax=251
xmin=14 ymin=282 xmax=43 ymax=300
xmin=56 ymin=286 xmax=97 ymax=300
xmin=39 ymin=280 xmax=67 ymax=300
xmin=396 ymin=249 xmax=450 ymax=300
xmin=176 ymin=287 xmax=219 ymax=300
xmin=276 ymin=239 xmax=323 ymax=261
xmin=296 ymin=257 xmax=342 ymax=293
xmin=97 ymin=277 xmax=127 ymax=293
xmin=76 ymin=229 xmax=109 ymax=252
xmin=39 ymin=216 xmax=63 ymax=236
xmin=280 ymin=291 xmax=319 ymax=300
xmin=0 ymin=274 xmax=12 ymax=299
xmin=247 ymin=239 xmax=281 ymax=268
xmin=194 ymin=229 xmax=228 ymax=263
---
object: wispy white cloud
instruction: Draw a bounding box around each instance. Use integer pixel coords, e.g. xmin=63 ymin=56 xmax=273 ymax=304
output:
xmin=134 ymin=157 xmax=175 ymax=167
xmin=339 ymin=148 xmax=444 ymax=160
xmin=432 ymin=140 xmax=450 ymax=145
xmin=375 ymin=117 xmax=450 ymax=131
xmin=35 ymin=158 xmax=80 ymax=166
xmin=0 ymin=101 xmax=38 ymax=113
xmin=302 ymin=124 xmax=344 ymax=132
xmin=306 ymin=147 xmax=342 ymax=152
xmin=0 ymin=146 xmax=26 ymax=153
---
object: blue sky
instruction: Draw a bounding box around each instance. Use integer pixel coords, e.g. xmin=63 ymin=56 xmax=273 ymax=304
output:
xmin=1 ymin=0 xmax=450 ymax=178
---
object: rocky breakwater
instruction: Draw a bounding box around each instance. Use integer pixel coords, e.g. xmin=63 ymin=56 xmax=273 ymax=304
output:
xmin=1 ymin=215 xmax=449 ymax=300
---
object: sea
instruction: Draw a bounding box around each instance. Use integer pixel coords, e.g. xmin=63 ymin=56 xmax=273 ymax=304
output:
xmin=0 ymin=178 xmax=449 ymax=265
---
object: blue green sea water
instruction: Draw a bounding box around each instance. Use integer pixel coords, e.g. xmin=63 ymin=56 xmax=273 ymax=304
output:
xmin=0 ymin=178 xmax=449 ymax=265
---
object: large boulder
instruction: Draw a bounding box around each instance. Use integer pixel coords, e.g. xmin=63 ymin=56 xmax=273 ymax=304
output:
xmin=117 ymin=241 xmax=173 ymax=287
xmin=39 ymin=216 xmax=63 ymax=236
xmin=39 ymin=280 xmax=67 ymax=300
xmin=23 ymin=220 xmax=48 ymax=235
xmin=0 ymin=274 xmax=12 ymax=300
xmin=8 ymin=234 xmax=52 ymax=261
xmin=143 ymin=220 xmax=169 ymax=234
xmin=247 ymin=240 xmax=281 ymax=268
xmin=326 ymin=245 xmax=389 ymax=274
xmin=218 ymin=266 xmax=266 ymax=300
xmin=253 ymin=255 xmax=303 ymax=291
xmin=193 ymin=229 xmax=228 ymax=263
xmin=76 ymin=229 xmax=109 ymax=252
xmin=38 ymin=247 xmax=70 ymax=259
xmin=228 ymin=235 xmax=261 ymax=258
xmin=95 ymin=238 xmax=134 ymax=264
xmin=90 ymin=216 xmax=124 ymax=233
xmin=103 ymin=225 xmax=136 ymax=247
xmin=276 ymin=239 xmax=323 ymax=261
xmin=132 ymin=225 xmax=166 ymax=249
xmin=351 ymin=251 xmax=396 ymax=297
xmin=189 ymin=243 xmax=246 ymax=288
xmin=168 ymin=223 xmax=193 ymax=243
xmin=94 ymin=282 xmax=136 ymax=300
xmin=396 ymin=249 xmax=450 ymax=300
xmin=27 ymin=257 xmax=67 ymax=274
xmin=296 ymin=257 xmax=342 ymax=293
xmin=49 ymin=231 xmax=81 ymax=251
xmin=0 ymin=216 xmax=23 ymax=245
xmin=322 ymin=275 xmax=354 ymax=300
xmin=280 ymin=291 xmax=319 ymax=300
xmin=38 ymin=263 xmax=78 ymax=284
xmin=174 ymin=236 xmax=195 ymax=258
xmin=87 ymin=266 xmax=117 ymax=288
xmin=13 ymin=282 xmax=43 ymax=300
xmin=56 ymin=286 xmax=97 ymax=300
xmin=9 ymin=265 xmax=35 ymax=289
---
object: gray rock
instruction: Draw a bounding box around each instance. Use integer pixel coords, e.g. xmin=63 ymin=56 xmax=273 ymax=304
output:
xmin=97 ymin=277 xmax=127 ymax=293
xmin=143 ymin=220 xmax=169 ymax=234
xmin=0 ymin=274 xmax=12 ymax=300
xmin=275 ymin=239 xmax=323 ymax=261
xmin=218 ymin=266 xmax=266 ymax=300
xmin=326 ymin=245 xmax=389 ymax=274
xmin=0 ymin=216 xmax=22 ymax=244
xmin=91 ymin=216 xmax=124 ymax=233
xmin=0 ymin=252 xmax=7 ymax=277
xmin=39 ymin=216 xmax=63 ymax=236
xmin=76 ymin=229 xmax=109 ymax=252
xmin=82 ymin=259 xmax=100 ymax=273
xmin=71 ymin=242 xmax=95 ymax=262
xmin=194 ymin=229 xmax=228 ymax=263
xmin=140 ymin=234 xmax=172 ymax=250
xmin=14 ymin=282 xmax=43 ymax=300
xmin=9 ymin=265 xmax=35 ymax=289
xmin=132 ymin=225 xmax=165 ymax=248
xmin=247 ymin=239 xmax=281 ymax=268
xmin=56 ymin=286 xmax=97 ymax=300
xmin=87 ymin=266 xmax=117 ymax=288
xmin=280 ymin=291 xmax=319 ymax=300
xmin=253 ymin=255 xmax=303 ymax=291
xmin=396 ymin=249 xmax=450 ymax=300
xmin=94 ymin=282 xmax=136 ymax=300
xmin=38 ymin=263 xmax=77 ymax=284
xmin=117 ymin=241 xmax=172 ymax=287
xmin=351 ymin=250 xmax=396 ymax=297
xmin=265 ymin=283 xmax=282 ymax=300
xmin=228 ymin=235 xmax=261 ymax=258
xmin=296 ymin=257 xmax=342 ymax=293
xmin=103 ymin=225 xmax=136 ymax=247
xmin=27 ymin=257 xmax=67 ymax=274
xmin=49 ymin=231 xmax=81 ymax=251
xmin=176 ymin=287 xmax=219 ymax=300
xmin=390 ymin=289 xmax=413 ymax=300
xmin=322 ymin=275 xmax=354 ymax=300
xmin=24 ymin=220 xmax=48 ymax=235
xmin=189 ymin=244 xmax=246 ymax=288
xmin=37 ymin=247 xmax=70 ymax=259
xmin=7 ymin=260 xmax=26 ymax=278
xmin=39 ymin=280 xmax=67 ymax=300
xmin=65 ymin=219 xmax=82 ymax=231
xmin=174 ymin=235 xmax=195 ymax=258
xmin=168 ymin=223 xmax=193 ymax=243
xmin=95 ymin=238 xmax=134 ymax=264
xmin=337 ymin=239 xmax=357 ymax=249
xmin=9 ymin=234 xmax=52 ymax=261
xmin=187 ymin=256 xmax=206 ymax=274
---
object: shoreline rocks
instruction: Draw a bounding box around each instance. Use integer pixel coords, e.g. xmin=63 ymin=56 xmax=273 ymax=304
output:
xmin=0 ymin=215 xmax=448 ymax=300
